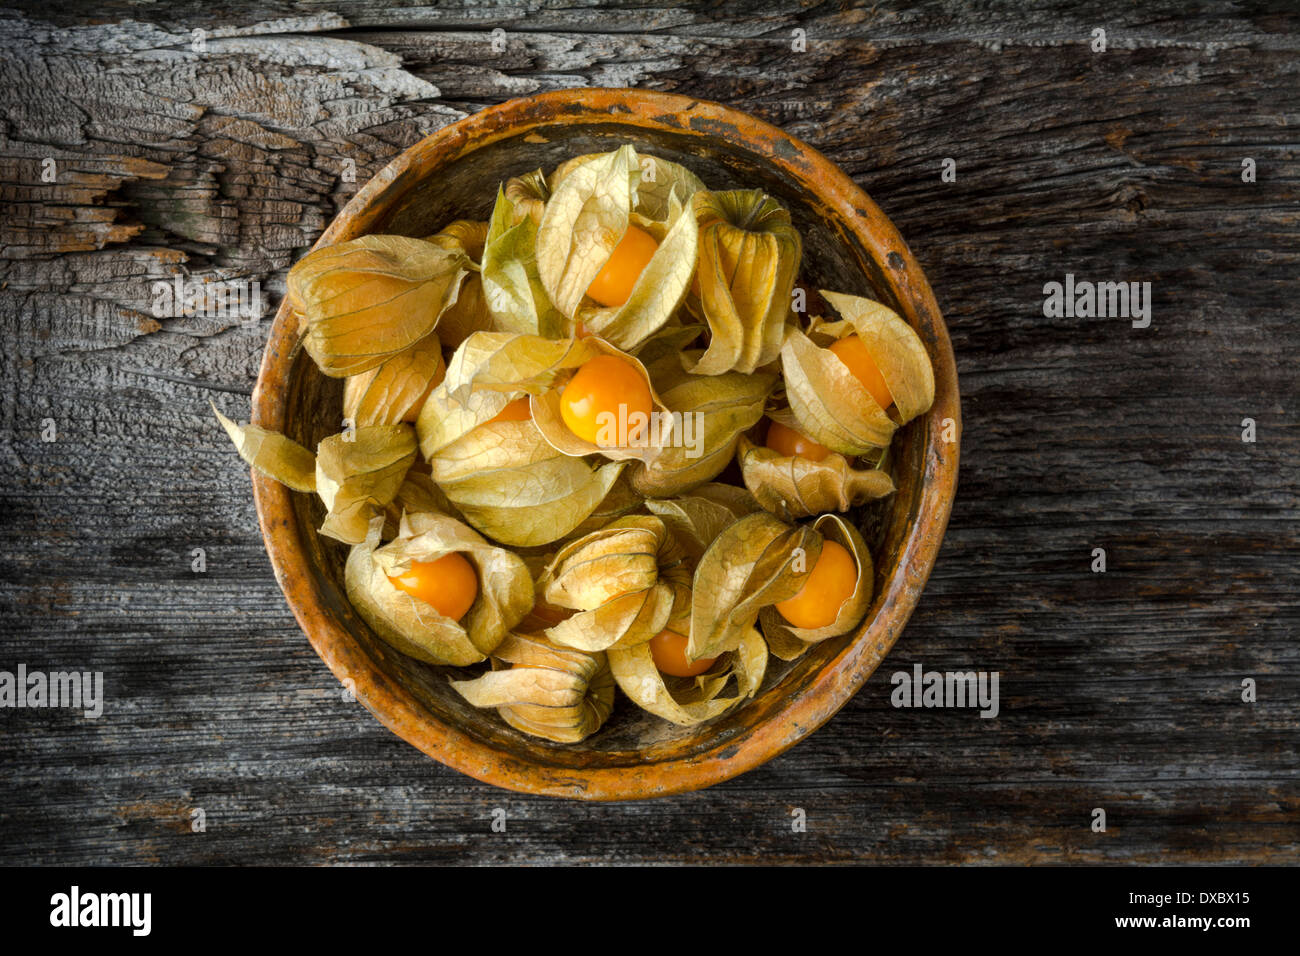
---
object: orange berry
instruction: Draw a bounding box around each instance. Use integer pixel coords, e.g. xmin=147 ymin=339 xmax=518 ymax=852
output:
xmin=487 ymin=396 xmax=532 ymax=424
xmin=559 ymin=354 xmax=653 ymax=447
xmin=775 ymin=540 xmax=857 ymax=629
xmin=387 ymin=552 xmax=479 ymax=621
xmin=649 ymin=629 xmax=717 ymax=678
xmin=828 ymin=334 xmax=893 ymax=411
xmin=765 ymin=419 xmax=831 ymax=462
xmin=586 ymin=226 xmax=658 ymax=307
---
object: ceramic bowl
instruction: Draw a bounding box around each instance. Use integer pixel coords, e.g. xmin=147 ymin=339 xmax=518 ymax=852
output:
xmin=251 ymin=88 xmax=960 ymax=799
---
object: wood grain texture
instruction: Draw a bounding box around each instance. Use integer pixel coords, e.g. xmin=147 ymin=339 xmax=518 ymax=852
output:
xmin=0 ymin=0 xmax=1296 ymax=864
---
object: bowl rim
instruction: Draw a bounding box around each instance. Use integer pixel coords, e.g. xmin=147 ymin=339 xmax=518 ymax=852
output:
xmin=250 ymin=88 xmax=960 ymax=800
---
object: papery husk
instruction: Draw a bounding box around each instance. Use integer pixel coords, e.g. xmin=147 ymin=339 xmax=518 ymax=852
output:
xmin=213 ymin=405 xmax=316 ymax=493
xmin=688 ymin=510 xmax=821 ymax=661
xmin=759 ymin=514 xmax=875 ymax=661
xmin=416 ymin=331 xmax=602 ymax=459
xmin=557 ymin=473 xmax=644 ymax=542
xmin=688 ymin=189 xmax=801 ymax=375
xmin=537 ymin=144 xmax=640 ymax=317
xmin=778 ymin=323 xmax=897 ymax=455
xmin=427 ymin=219 xmax=488 ymax=264
xmin=607 ymin=624 xmax=767 ymax=727
xmin=429 ymin=219 xmax=506 ymax=348
xmin=737 ymin=434 xmax=895 ymax=519
xmin=644 ymin=483 xmax=761 ymax=566
xmin=436 ymin=271 xmax=496 ymax=348
xmin=504 ymin=169 xmax=549 ymax=227
xmin=342 ymin=334 xmax=445 ymax=427
xmin=288 ymin=235 xmax=470 ymax=377
xmin=817 ymin=291 xmax=936 ymax=425
xmin=574 ymin=191 xmax=698 ymax=351
xmin=345 ymin=512 xmax=530 ymax=666
xmin=451 ymin=632 xmax=614 ymax=743
xmin=481 ymin=185 xmax=565 ymax=338
xmin=428 ymin=416 xmax=627 ymax=547
xmin=315 ymin=424 xmax=417 ymax=544
xmin=550 ymin=151 xmax=705 ymax=222
xmin=627 ymin=357 xmax=776 ymax=496
xmin=381 ymin=470 xmax=462 ymax=538
xmin=537 ymin=515 xmax=692 ymax=652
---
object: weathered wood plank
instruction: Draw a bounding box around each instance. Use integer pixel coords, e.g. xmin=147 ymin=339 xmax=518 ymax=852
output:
xmin=0 ymin=1 xmax=1296 ymax=864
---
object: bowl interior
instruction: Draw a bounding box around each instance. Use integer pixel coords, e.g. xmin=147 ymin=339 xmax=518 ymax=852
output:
xmin=274 ymin=118 xmax=930 ymax=776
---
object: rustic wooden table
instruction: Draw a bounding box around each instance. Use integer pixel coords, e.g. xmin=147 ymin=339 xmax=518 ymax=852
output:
xmin=1 ymin=1 xmax=1295 ymax=865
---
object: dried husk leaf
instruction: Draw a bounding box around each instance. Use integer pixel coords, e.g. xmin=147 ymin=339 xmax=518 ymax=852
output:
xmin=530 ymin=339 xmax=677 ymax=465
xmin=607 ymin=625 xmax=767 ymax=727
xmin=574 ymin=191 xmax=699 ymax=350
xmin=627 ymin=360 xmax=776 ymax=496
xmin=537 ymin=144 xmax=639 ymax=317
xmin=550 ymin=151 xmax=705 ymax=222
xmin=688 ymin=189 xmax=801 ymax=375
xmin=451 ymin=632 xmax=614 ymax=743
xmin=779 ymin=324 xmax=898 ymax=455
xmin=289 ymin=235 xmax=470 ymax=377
xmin=737 ymin=434 xmax=895 ymax=519
xmin=818 ymin=291 xmax=936 ymax=424
xmin=342 ymin=334 xmax=445 ymax=427
xmin=345 ymin=513 xmax=525 ymax=666
xmin=537 ymin=515 xmax=692 ymax=652
xmin=315 ymin=425 xmax=417 ymax=544
xmin=759 ymin=514 xmax=875 ymax=661
xmin=213 ymin=405 xmax=316 ymax=493
xmin=644 ymin=483 xmax=761 ymax=566
xmin=428 ymin=417 xmax=627 ymax=547
xmin=481 ymin=186 xmax=565 ymax=338
xmin=689 ymin=510 xmax=822 ymax=661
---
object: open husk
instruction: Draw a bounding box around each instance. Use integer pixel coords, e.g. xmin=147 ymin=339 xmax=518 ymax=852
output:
xmin=530 ymin=342 xmax=677 ymax=466
xmin=451 ymin=632 xmax=614 ymax=743
xmin=315 ymin=424 xmax=417 ymax=544
xmin=607 ymin=624 xmax=767 ymax=727
xmin=416 ymin=331 xmax=603 ymax=459
xmin=759 ymin=514 xmax=875 ymax=661
xmin=778 ymin=291 xmax=934 ymax=455
xmin=574 ymin=191 xmax=699 ymax=351
xmin=537 ymin=144 xmax=640 ymax=318
xmin=818 ymin=291 xmax=935 ymax=425
xmin=688 ymin=189 xmax=801 ymax=375
xmin=288 ymin=235 xmax=470 ymax=377
xmin=536 ymin=515 xmax=692 ymax=652
xmin=346 ymin=512 xmax=532 ymax=667
xmin=688 ymin=510 xmax=821 ymax=661
xmin=737 ymin=434 xmax=894 ymax=519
